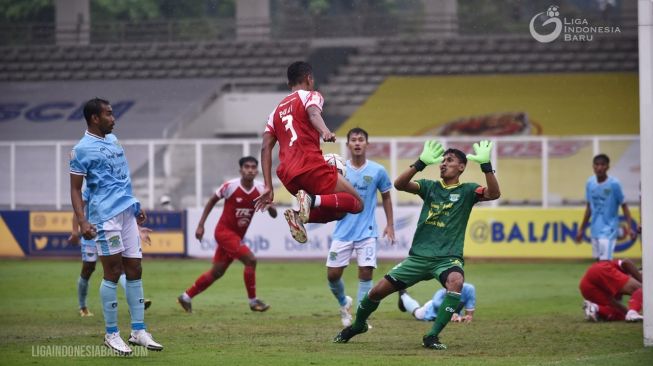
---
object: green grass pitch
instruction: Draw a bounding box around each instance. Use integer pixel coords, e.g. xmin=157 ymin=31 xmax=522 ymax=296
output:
xmin=0 ymin=259 xmax=651 ymax=365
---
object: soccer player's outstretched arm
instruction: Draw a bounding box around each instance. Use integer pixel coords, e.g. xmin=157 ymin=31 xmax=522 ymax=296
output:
xmin=196 ymin=194 xmax=220 ymax=241
xmin=307 ymin=105 xmax=335 ymax=142
xmin=255 ymin=132 xmax=277 ymax=212
xmin=466 ymin=140 xmax=500 ymax=200
xmin=395 ymin=140 xmax=444 ymax=194
xmin=576 ymin=203 xmax=591 ymax=243
xmin=70 ymin=173 xmax=95 ymax=239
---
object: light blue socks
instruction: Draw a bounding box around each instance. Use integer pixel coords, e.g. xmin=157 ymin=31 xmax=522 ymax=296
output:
xmin=78 ymin=276 xmax=89 ymax=309
xmin=100 ymin=279 xmax=118 ymax=333
xmin=126 ymin=279 xmax=146 ymax=331
xmin=357 ymin=280 xmax=373 ymax=308
xmin=328 ymin=279 xmax=347 ymax=307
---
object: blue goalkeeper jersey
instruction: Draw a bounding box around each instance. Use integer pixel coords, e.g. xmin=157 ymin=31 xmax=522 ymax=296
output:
xmin=424 ymin=283 xmax=476 ymax=320
xmin=332 ymin=160 xmax=392 ymax=242
xmin=70 ymin=131 xmax=139 ymax=224
xmin=586 ymin=175 xmax=625 ymax=240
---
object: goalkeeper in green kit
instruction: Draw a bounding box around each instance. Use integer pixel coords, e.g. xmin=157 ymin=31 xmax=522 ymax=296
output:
xmin=334 ymin=140 xmax=501 ymax=350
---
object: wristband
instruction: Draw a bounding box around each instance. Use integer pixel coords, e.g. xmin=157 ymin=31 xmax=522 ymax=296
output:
xmin=480 ymin=162 xmax=494 ymax=173
xmin=411 ymin=159 xmax=427 ymax=172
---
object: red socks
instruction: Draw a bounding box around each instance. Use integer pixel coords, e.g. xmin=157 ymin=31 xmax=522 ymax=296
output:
xmin=244 ymin=266 xmax=256 ymax=299
xmin=186 ymin=271 xmax=217 ymax=298
xmin=317 ymin=192 xmax=362 ymax=213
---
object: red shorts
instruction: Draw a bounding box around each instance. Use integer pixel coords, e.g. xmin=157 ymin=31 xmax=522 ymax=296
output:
xmin=212 ymin=230 xmax=252 ymax=264
xmin=579 ymin=261 xmax=630 ymax=305
xmin=283 ymin=162 xmax=338 ymax=196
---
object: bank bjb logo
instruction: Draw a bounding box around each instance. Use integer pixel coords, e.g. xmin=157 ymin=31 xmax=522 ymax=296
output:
xmin=529 ymin=5 xmax=563 ymax=43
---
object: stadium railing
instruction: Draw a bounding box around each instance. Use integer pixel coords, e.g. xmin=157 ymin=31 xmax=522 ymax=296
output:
xmin=0 ymin=135 xmax=640 ymax=211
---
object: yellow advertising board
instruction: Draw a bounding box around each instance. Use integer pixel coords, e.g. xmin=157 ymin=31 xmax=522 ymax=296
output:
xmin=464 ymin=208 xmax=641 ymax=258
xmin=142 ymin=232 xmax=185 ymax=254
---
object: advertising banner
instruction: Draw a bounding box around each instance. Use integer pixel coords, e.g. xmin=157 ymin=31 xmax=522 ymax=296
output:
xmin=0 ymin=211 xmax=29 ymax=257
xmin=27 ymin=211 xmax=185 ymax=257
xmin=186 ymin=207 xmax=641 ymax=260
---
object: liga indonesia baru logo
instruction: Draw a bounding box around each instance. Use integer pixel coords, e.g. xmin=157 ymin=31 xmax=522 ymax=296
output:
xmin=529 ymin=5 xmax=621 ymax=43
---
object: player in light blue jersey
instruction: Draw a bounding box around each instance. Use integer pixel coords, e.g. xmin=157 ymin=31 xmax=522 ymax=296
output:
xmin=575 ymin=154 xmax=635 ymax=260
xmin=398 ymin=283 xmax=476 ymax=323
xmin=327 ymin=128 xmax=394 ymax=327
xmin=70 ymin=98 xmax=162 ymax=355
xmin=68 ymin=188 xmax=152 ymax=317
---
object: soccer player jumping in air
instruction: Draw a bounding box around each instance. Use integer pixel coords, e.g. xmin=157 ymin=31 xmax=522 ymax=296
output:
xmin=334 ymin=140 xmax=500 ymax=350
xmin=255 ymin=61 xmax=363 ymax=243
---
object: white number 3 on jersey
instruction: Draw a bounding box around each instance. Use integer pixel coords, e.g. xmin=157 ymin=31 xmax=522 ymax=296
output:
xmin=282 ymin=115 xmax=298 ymax=147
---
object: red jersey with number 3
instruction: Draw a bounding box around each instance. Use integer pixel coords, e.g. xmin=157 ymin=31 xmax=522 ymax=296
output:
xmin=264 ymin=90 xmax=326 ymax=184
xmin=214 ymin=178 xmax=265 ymax=239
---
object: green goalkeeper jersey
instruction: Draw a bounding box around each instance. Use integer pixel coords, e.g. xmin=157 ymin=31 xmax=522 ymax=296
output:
xmin=409 ymin=179 xmax=481 ymax=259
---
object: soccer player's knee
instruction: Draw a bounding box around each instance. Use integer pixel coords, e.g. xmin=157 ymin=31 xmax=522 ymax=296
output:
xmin=446 ymin=273 xmax=464 ymax=292
xmin=413 ymin=306 xmax=427 ymax=320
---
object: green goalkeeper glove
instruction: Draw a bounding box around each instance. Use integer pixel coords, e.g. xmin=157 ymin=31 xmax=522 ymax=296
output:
xmin=466 ymin=140 xmax=495 ymax=173
xmin=412 ymin=140 xmax=444 ymax=171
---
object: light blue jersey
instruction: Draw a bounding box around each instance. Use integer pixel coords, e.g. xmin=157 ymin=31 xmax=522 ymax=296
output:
xmin=424 ymin=283 xmax=476 ymax=320
xmin=332 ymin=160 xmax=392 ymax=241
xmin=70 ymin=131 xmax=139 ymax=224
xmin=586 ymin=175 xmax=625 ymax=240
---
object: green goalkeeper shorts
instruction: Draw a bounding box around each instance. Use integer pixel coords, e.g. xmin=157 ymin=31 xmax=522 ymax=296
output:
xmin=385 ymin=255 xmax=464 ymax=289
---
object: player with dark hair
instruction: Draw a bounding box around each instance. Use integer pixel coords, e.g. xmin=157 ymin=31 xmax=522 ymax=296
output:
xmin=255 ymin=61 xmax=363 ymax=243
xmin=334 ymin=140 xmax=500 ymax=350
xmin=326 ymin=127 xmax=394 ymax=326
xmin=70 ymin=98 xmax=162 ymax=355
xmin=580 ymin=258 xmax=643 ymax=322
xmin=575 ymin=154 xmax=636 ymax=260
xmin=178 ymin=156 xmax=275 ymax=313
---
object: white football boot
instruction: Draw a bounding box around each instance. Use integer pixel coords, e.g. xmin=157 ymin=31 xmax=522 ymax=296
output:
xmin=104 ymin=332 xmax=133 ymax=356
xmin=129 ymin=330 xmax=164 ymax=351
xmin=340 ymin=296 xmax=353 ymax=327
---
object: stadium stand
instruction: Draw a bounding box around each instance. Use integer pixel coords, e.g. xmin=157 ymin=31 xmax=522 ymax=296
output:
xmin=319 ymin=35 xmax=639 ymax=116
xmin=0 ymin=40 xmax=309 ymax=91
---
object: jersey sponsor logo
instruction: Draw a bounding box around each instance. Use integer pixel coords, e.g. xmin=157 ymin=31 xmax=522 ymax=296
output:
xmin=445 ymin=306 xmax=456 ymax=313
xmin=235 ymin=208 xmax=253 ymax=218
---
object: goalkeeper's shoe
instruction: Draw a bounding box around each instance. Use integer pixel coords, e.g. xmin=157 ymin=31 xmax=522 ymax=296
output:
xmin=79 ymin=307 xmax=94 ymax=317
xmin=104 ymin=332 xmax=132 ymax=356
xmin=296 ymin=190 xmax=313 ymax=224
xmin=583 ymin=300 xmax=598 ymax=322
xmin=128 ymin=330 xmax=164 ymax=351
xmin=333 ymin=324 xmax=368 ymax=343
xmin=284 ymin=209 xmax=307 ymax=244
xmin=144 ymin=299 xmax=152 ymax=311
xmin=177 ymin=295 xmax=192 ymax=313
xmin=249 ymin=299 xmax=270 ymax=312
xmin=397 ymin=289 xmax=407 ymax=312
xmin=340 ymin=296 xmax=353 ymax=326
xmin=422 ymin=335 xmax=447 ymax=350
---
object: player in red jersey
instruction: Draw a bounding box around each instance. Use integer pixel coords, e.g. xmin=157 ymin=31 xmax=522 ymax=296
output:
xmin=177 ymin=156 xmax=276 ymax=313
xmin=255 ymin=61 xmax=363 ymax=243
xmin=579 ymin=258 xmax=643 ymax=322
